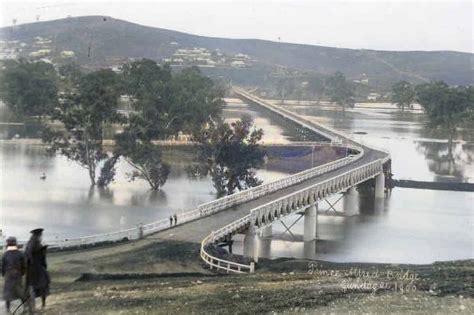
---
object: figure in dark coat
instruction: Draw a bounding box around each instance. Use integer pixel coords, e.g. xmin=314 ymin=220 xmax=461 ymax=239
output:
xmin=25 ymin=228 xmax=50 ymax=310
xmin=2 ymin=236 xmax=31 ymax=314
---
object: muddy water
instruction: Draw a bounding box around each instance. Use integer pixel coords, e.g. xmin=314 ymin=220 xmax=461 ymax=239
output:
xmin=231 ymin=102 xmax=473 ymax=264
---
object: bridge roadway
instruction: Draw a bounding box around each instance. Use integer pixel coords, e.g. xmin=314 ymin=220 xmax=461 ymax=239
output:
xmin=152 ymin=90 xmax=389 ymax=261
xmin=153 ymin=146 xmax=385 ymax=244
xmin=21 ymin=89 xmax=389 ymax=273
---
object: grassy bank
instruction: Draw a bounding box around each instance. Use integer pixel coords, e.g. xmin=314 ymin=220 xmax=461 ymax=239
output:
xmin=3 ymin=238 xmax=471 ymax=314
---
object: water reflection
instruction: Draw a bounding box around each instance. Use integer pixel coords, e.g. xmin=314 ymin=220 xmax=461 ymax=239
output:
xmin=235 ymin=189 xmax=473 ymax=264
xmin=416 ymin=140 xmax=474 ymax=182
xmin=0 ymin=143 xmax=292 ymax=241
xmin=292 ymin=104 xmax=474 ymax=182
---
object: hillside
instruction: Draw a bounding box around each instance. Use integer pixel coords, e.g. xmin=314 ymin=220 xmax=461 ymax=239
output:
xmin=1 ymin=16 xmax=472 ymax=87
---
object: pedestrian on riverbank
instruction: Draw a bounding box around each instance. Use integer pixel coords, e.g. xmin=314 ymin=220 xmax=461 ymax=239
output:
xmin=169 ymin=215 xmax=173 ymax=227
xmin=2 ymin=236 xmax=32 ymax=314
xmin=173 ymin=214 xmax=178 ymax=226
xmin=25 ymin=228 xmax=50 ymax=311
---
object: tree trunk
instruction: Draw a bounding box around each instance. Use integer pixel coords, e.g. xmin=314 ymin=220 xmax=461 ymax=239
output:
xmin=447 ymin=129 xmax=455 ymax=161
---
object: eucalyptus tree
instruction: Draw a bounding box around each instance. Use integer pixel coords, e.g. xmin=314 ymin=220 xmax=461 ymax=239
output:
xmin=325 ymin=72 xmax=354 ymax=113
xmin=307 ymin=76 xmax=325 ymax=104
xmin=0 ymin=59 xmax=58 ymax=119
xmin=43 ymin=69 xmax=123 ymax=186
xmin=391 ymin=80 xmax=415 ymax=111
xmin=415 ymin=81 xmax=473 ymax=156
xmin=116 ymin=61 xmax=223 ymax=190
xmin=191 ymin=115 xmax=265 ymax=197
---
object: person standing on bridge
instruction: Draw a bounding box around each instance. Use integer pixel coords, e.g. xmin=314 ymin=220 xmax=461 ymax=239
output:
xmin=2 ymin=236 xmax=32 ymax=314
xmin=25 ymin=228 xmax=50 ymax=311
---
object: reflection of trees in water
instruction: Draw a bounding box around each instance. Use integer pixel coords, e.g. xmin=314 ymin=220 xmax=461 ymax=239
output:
xmin=130 ymin=189 xmax=168 ymax=207
xmin=1 ymin=144 xmax=54 ymax=172
xmin=298 ymin=107 xmax=356 ymax=132
xmin=415 ymin=140 xmax=474 ymax=182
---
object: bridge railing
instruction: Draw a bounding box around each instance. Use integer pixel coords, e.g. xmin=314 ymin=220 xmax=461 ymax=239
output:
xmin=197 ymin=143 xmax=363 ymax=217
xmin=235 ymin=88 xmax=351 ymax=144
xmin=4 ymin=141 xmax=360 ymax=250
xmin=199 ymin=159 xmax=384 ymax=274
xmin=200 ymin=214 xmax=255 ymax=273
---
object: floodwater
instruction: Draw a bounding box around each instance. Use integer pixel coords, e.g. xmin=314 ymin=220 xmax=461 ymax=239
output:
xmin=231 ymin=101 xmax=473 ymax=264
xmin=0 ymin=99 xmax=299 ymax=241
xmin=291 ymin=102 xmax=474 ymax=183
xmin=1 ymin=100 xmax=473 ymax=263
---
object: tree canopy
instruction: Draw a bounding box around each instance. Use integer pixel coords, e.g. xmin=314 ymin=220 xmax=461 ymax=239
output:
xmin=391 ymin=80 xmax=415 ymax=111
xmin=325 ymin=72 xmax=354 ymax=112
xmin=191 ymin=115 xmax=265 ymax=197
xmin=415 ymin=81 xmax=473 ymax=155
xmin=115 ymin=61 xmax=224 ymax=190
xmin=0 ymin=59 xmax=58 ymax=118
xmin=43 ymin=69 xmax=123 ymax=186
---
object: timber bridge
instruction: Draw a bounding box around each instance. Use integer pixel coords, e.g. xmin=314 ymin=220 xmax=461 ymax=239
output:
xmin=6 ymin=88 xmax=391 ymax=274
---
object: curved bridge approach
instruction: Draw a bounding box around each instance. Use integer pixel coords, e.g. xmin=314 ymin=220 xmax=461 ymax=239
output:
xmin=198 ymin=89 xmax=390 ymax=273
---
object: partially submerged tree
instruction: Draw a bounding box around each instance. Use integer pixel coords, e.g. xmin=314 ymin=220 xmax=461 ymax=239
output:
xmin=391 ymin=80 xmax=415 ymax=111
xmin=275 ymin=76 xmax=295 ymax=105
xmin=43 ymin=69 xmax=122 ymax=186
xmin=116 ymin=61 xmax=223 ymax=190
xmin=325 ymin=72 xmax=354 ymax=113
xmin=416 ymin=81 xmax=473 ymax=157
xmin=191 ymin=115 xmax=265 ymax=197
xmin=115 ymin=130 xmax=170 ymax=190
xmin=307 ymin=77 xmax=325 ymax=104
xmin=0 ymin=59 xmax=58 ymax=118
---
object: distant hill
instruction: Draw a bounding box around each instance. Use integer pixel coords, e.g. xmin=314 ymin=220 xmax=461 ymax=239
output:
xmin=1 ymin=16 xmax=472 ymax=87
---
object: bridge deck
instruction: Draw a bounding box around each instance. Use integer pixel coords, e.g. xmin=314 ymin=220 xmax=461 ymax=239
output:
xmin=153 ymin=145 xmax=385 ymax=243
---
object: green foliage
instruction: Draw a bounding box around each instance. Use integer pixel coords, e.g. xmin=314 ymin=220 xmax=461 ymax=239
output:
xmin=58 ymin=62 xmax=83 ymax=90
xmin=170 ymin=67 xmax=224 ymax=135
xmin=415 ymin=81 xmax=474 ymax=156
xmin=391 ymin=80 xmax=415 ymax=111
xmin=43 ymin=69 xmax=122 ymax=186
xmin=325 ymin=72 xmax=354 ymax=112
xmin=97 ymin=154 xmax=120 ymax=187
xmin=416 ymin=81 xmax=473 ymax=133
xmin=115 ymin=131 xmax=170 ymax=191
xmin=115 ymin=60 xmax=223 ymax=190
xmin=307 ymin=77 xmax=326 ymax=104
xmin=274 ymin=76 xmax=296 ymax=104
xmin=0 ymin=59 xmax=58 ymax=117
xmin=191 ymin=115 xmax=265 ymax=197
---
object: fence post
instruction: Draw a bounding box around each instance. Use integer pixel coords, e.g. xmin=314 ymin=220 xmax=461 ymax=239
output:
xmin=137 ymin=223 xmax=144 ymax=240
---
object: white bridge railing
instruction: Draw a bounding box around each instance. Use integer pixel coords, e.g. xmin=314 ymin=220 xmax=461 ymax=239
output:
xmin=199 ymin=159 xmax=384 ymax=273
xmin=198 ymin=89 xmax=390 ymax=274
xmin=2 ymin=89 xmax=388 ymax=277
xmin=9 ymin=140 xmax=361 ymax=250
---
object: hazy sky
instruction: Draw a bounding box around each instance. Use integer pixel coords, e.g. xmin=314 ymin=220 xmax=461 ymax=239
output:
xmin=1 ymin=0 xmax=472 ymax=53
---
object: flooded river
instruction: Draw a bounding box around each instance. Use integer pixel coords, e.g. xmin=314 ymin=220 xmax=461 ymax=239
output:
xmin=1 ymin=100 xmax=473 ymax=263
xmin=231 ymin=101 xmax=473 ymax=264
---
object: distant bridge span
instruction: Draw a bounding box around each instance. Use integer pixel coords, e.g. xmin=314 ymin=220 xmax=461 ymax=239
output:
xmin=15 ymin=89 xmax=390 ymax=274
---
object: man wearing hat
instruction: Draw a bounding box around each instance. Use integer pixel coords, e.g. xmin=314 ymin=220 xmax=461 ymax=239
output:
xmin=2 ymin=236 xmax=31 ymax=314
xmin=25 ymin=228 xmax=50 ymax=311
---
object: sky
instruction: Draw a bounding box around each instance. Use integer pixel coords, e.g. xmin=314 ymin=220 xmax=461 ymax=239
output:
xmin=1 ymin=0 xmax=472 ymax=53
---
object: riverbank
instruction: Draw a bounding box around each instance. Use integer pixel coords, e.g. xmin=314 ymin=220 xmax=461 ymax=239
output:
xmin=2 ymin=238 xmax=472 ymax=314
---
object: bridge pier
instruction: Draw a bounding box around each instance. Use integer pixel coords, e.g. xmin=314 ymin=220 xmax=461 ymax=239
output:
xmin=261 ymin=224 xmax=273 ymax=238
xmin=244 ymin=225 xmax=260 ymax=263
xmin=303 ymin=203 xmax=318 ymax=241
xmin=343 ymin=187 xmax=359 ymax=216
xmin=375 ymin=172 xmax=385 ymax=198
xmin=303 ymin=240 xmax=317 ymax=260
